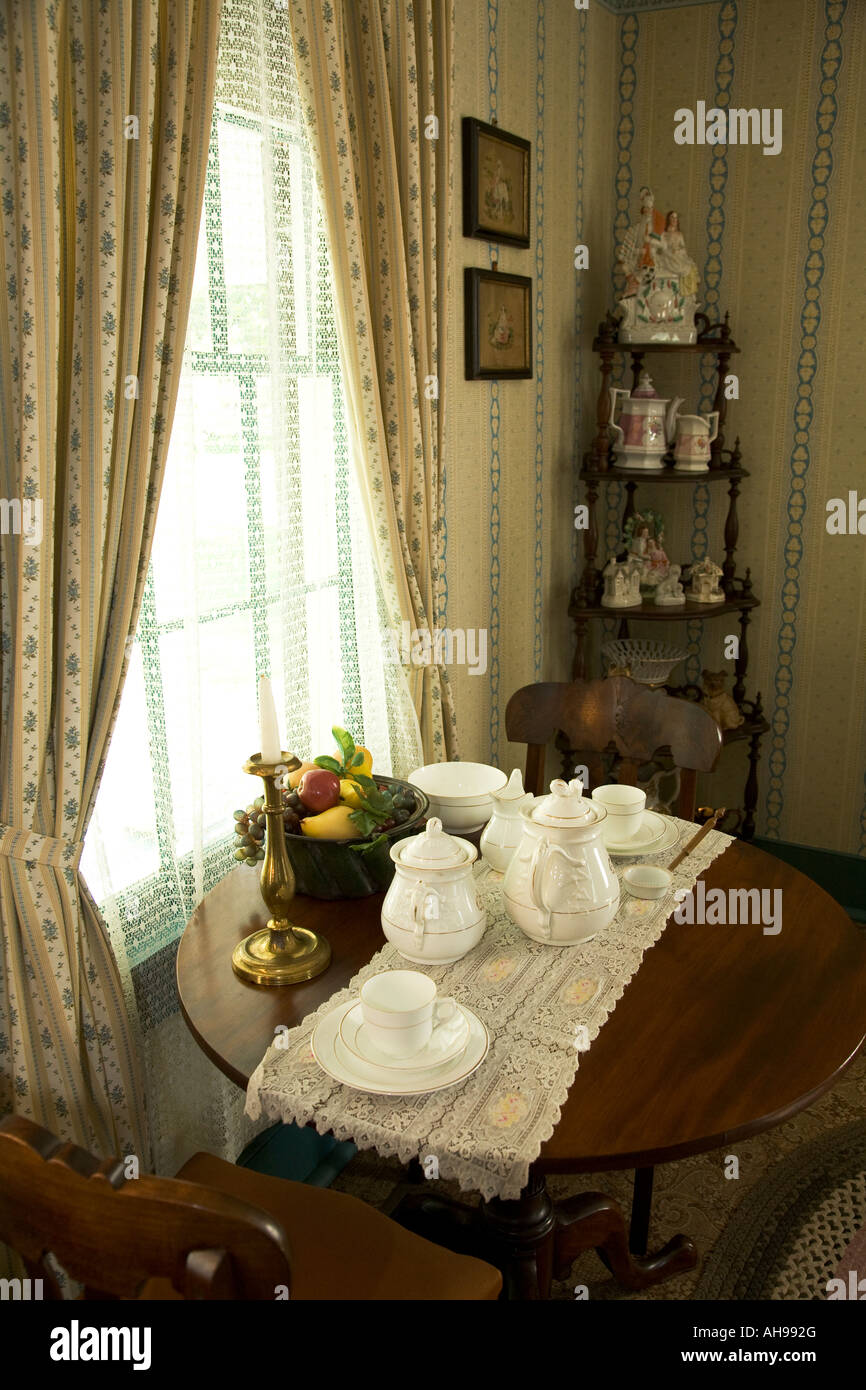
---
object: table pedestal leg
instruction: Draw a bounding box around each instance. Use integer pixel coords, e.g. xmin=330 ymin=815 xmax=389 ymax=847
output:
xmin=390 ymin=1167 xmax=697 ymax=1299
xmin=476 ymin=1169 xmax=556 ymax=1300
xmin=553 ymin=1191 xmax=697 ymax=1292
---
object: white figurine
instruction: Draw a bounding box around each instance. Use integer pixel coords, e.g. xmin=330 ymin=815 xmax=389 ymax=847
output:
xmin=601 ymin=555 xmax=642 ymax=609
xmin=654 ymin=563 xmax=686 ymax=606
xmin=687 ymin=556 xmax=725 ymax=604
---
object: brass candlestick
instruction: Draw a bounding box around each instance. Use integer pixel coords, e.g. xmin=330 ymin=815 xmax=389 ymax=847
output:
xmin=231 ymin=752 xmax=332 ymax=986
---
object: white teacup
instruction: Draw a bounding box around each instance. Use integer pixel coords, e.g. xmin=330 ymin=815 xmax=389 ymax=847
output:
xmin=591 ymin=784 xmax=646 ymax=843
xmin=359 ymin=970 xmax=459 ymax=1060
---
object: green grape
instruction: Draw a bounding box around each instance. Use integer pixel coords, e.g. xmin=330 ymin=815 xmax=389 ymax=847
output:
xmin=245 ymin=856 xmax=258 ymax=867
xmin=234 ymin=848 xmax=246 ymax=861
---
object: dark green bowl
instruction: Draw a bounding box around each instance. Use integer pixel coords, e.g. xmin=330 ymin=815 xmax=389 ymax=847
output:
xmin=284 ymin=777 xmax=429 ymax=900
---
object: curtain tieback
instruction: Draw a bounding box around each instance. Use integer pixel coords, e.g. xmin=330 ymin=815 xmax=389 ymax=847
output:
xmin=0 ymin=824 xmax=84 ymax=870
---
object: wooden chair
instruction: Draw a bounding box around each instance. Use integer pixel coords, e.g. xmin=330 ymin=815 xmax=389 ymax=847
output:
xmin=505 ymin=676 xmax=722 ymax=820
xmin=0 ymin=1115 xmax=501 ymax=1301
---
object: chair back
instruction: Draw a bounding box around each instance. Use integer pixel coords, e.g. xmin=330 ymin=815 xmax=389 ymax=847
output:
xmin=0 ymin=1115 xmax=292 ymax=1299
xmin=505 ymin=676 xmax=722 ymax=819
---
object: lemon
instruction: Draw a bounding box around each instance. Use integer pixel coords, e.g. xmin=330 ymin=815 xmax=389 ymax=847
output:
xmin=344 ymin=746 xmax=373 ymax=779
xmin=339 ymin=779 xmax=364 ymax=809
xmin=300 ymin=805 xmax=362 ymax=840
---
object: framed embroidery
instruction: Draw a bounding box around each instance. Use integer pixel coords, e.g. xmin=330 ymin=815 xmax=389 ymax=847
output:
xmin=464 ymin=267 xmax=532 ymax=380
xmin=462 ymin=117 xmax=531 ymax=248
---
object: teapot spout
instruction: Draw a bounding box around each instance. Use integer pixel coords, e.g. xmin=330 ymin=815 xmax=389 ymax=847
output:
xmin=665 ymin=396 xmax=684 ymax=444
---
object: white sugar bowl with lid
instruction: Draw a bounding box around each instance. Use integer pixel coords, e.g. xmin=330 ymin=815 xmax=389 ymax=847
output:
xmin=502 ymin=778 xmax=619 ymax=946
xmin=381 ymin=818 xmax=487 ymax=965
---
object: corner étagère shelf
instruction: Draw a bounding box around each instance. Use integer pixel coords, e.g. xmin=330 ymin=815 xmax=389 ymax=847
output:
xmin=569 ymin=311 xmax=769 ymax=841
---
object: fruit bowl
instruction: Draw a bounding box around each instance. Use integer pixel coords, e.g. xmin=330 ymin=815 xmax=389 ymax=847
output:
xmin=282 ymin=777 xmax=429 ymax=899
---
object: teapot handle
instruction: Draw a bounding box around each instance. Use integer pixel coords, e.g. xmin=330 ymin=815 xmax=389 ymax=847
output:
xmin=608 ymin=386 xmax=628 ymax=440
xmin=528 ymin=841 xmax=552 ymax=939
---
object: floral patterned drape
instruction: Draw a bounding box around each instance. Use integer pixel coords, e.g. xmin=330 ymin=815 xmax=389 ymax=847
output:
xmin=286 ymin=0 xmax=458 ymax=762
xmin=0 ymin=0 xmax=221 ymax=1162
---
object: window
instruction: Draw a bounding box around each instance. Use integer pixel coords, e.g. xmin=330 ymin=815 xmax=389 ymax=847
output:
xmin=83 ymin=5 xmax=403 ymax=966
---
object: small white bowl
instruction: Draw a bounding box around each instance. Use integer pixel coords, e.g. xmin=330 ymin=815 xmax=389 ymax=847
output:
xmin=622 ymin=865 xmax=673 ymax=900
xmin=408 ymin=762 xmax=507 ymax=832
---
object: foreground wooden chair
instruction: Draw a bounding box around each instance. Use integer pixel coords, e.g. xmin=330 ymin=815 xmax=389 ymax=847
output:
xmin=0 ymin=1115 xmax=501 ymax=1300
xmin=505 ymin=675 xmax=722 ymax=820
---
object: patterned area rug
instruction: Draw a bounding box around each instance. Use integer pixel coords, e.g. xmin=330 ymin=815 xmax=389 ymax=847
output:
xmin=332 ymin=1046 xmax=866 ymax=1301
xmin=693 ymin=1120 xmax=866 ymax=1300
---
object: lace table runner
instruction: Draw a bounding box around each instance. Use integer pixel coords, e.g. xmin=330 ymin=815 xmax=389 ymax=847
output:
xmin=245 ymin=818 xmax=733 ymax=1200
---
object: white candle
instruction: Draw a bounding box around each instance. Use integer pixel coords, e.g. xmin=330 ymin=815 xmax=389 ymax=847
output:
xmin=259 ymin=674 xmax=282 ymax=763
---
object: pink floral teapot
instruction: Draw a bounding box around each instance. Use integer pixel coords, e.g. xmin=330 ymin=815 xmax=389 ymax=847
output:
xmin=609 ymin=371 xmax=683 ymax=471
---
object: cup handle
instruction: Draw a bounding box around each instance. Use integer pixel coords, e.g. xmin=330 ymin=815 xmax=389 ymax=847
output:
xmin=432 ymin=997 xmax=461 ymax=1041
xmin=434 ymin=997 xmax=458 ymax=1024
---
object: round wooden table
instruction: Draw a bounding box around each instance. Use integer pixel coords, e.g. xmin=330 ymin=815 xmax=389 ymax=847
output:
xmin=177 ymin=838 xmax=866 ymax=1296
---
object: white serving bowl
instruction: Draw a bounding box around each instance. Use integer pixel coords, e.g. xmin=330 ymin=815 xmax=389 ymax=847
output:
xmin=407 ymin=762 xmax=507 ymax=832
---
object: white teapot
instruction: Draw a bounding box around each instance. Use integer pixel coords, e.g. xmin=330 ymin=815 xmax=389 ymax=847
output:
xmin=382 ymin=818 xmax=486 ymax=965
xmin=480 ymin=768 xmax=534 ymax=873
xmin=502 ymin=779 xmax=619 ymax=946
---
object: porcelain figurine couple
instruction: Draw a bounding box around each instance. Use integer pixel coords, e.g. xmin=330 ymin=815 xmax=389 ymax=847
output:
xmin=616 ymin=186 xmax=700 ymax=342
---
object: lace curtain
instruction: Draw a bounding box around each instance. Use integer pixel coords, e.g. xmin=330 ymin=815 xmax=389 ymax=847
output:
xmin=81 ymin=0 xmax=423 ymax=1174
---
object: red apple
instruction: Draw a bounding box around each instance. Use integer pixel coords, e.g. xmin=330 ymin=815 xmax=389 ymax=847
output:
xmin=297 ymin=768 xmax=341 ymax=814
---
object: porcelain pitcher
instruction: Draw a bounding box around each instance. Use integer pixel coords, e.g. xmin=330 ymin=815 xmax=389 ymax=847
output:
xmin=672 ymin=409 xmax=719 ymax=472
xmin=502 ymin=779 xmax=619 ymax=946
xmin=480 ymin=768 xmax=534 ymax=873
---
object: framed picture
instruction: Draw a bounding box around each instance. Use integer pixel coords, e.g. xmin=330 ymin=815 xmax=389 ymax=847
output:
xmin=464 ymin=267 xmax=532 ymax=380
xmin=462 ymin=117 xmax=531 ymax=248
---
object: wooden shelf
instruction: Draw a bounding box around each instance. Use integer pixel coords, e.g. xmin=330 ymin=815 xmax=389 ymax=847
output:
xmin=569 ymin=593 xmax=760 ymax=622
xmin=721 ymin=713 xmax=770 ymax=745
xmin=574 ymin=312 xmax=767 ymax=840
xmin=591 ymin=336 xmax=740 ymax=356
xmin=580 ymin=462 xmax=748 ymax=483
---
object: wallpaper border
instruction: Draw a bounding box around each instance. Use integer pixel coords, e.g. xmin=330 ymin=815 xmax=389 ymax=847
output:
xmin=533 ymin=0 xmax=545 ymax=679
xmin=764 ymin=0 xmax=849 ymax=835
xmin=686 ymin=0 xmax=738 ymax=684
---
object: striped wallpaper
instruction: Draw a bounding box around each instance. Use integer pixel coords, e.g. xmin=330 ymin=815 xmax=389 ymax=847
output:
xmin=443 ymin=0 xmax=865 ymax=854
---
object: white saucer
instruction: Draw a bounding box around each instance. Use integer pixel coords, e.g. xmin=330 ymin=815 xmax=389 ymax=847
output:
xmin=338 ymin=1001 xmax=470 ymax=1072
xmin=312 ymin=999 xmax=489 ymax=1095
xmin=607 ymin=816 xmax=680 ymax=858
xmin=603 ymin=810 xmax=667 ymax=853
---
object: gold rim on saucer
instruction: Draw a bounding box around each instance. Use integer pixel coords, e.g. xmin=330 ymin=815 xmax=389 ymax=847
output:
xmin=311 ymin=1000 xmax=490 ymax=1096
xmin=338 ymin=1002 xmax=470 ymax=1072
xmin=603 ymin=810 xmax=667 ymax=853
